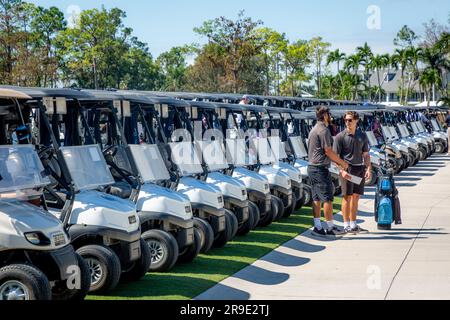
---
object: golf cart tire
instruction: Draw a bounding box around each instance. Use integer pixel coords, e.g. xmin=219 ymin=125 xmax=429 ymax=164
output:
xmin=295 ymin=190 xmax=304 ymax=211
xmin=121 ymin=238 xmax=152 ymax=282
xmin=142 ymin=230 xmax=179 ymax=273
xmin=273 ymin=195 xmax=285 ymax=221
xmin=248 ymin=201 xmax=261 ymax=230
xmin=177 ymin=228 xmax=202 ymax=264
xmin=51 ymin=253 xmax=91 ymax=301
xmin=213 ymin=212 xmax=233 ymax=248
xmin=283 ymin=193 xmax=297 ymax=218
xmin=0 ymin=264 xmax=52 ymax=300
xmin=237 ymin=201 xmax=259 ymax=236
xmin=419 ymin=147 xmax=427 ymax=161
xmin=193 ymin=217 xmax=214 ymax=254
xmin=435 ymin=142 xmax=445 ymax=154
xmin=225 ymin=209 xmax=239 ymax=241
xmin=258 ymin=196 xmax=278 ymax=227
xmin=76 ymin=245 xmax=121 ymax=295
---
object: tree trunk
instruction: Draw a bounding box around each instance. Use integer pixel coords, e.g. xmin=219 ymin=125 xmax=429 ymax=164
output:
xmin=377 ymin=67 xmax=382 ymax=102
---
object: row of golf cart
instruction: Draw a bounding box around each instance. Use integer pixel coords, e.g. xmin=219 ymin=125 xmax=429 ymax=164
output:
xmin=0 ymin=87 xmax=447 ymax=300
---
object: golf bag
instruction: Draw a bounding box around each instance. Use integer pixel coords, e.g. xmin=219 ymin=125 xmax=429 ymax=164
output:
xmin=374 ymin=170 xmax=402 ymax=230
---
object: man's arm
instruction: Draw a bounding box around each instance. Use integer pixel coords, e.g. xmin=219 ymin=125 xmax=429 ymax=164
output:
xmin=325 ymin=147 xmax=349 ymax=170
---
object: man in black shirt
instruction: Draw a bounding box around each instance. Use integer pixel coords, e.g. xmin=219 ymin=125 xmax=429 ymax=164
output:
xmin=333 ymin=111 xmax=372 ymax=234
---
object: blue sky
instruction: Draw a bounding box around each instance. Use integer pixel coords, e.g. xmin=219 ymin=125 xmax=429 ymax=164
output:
xmin=29 ymin=0 xmax=449 ymax=58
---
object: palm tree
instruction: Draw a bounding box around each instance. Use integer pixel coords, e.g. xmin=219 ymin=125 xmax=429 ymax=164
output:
xmin=357 ymin=42 xmax=374 ymax=100
xmin=405 ymin=47 xmax=422 ymax=104
xmin=420 ymin=68 xmax=441 ymax=107
xmin=421 ymin=46 xmax=450 ymax=99
xmin=370 ymin=54 xmax=389 ymax=102
xmin=344 ymin=54 xmax=363 ymax=100
xmin=327 ymin=49 xmax=346 ymax=89
xmin=392 ymin=48 xmax=411 ymax=105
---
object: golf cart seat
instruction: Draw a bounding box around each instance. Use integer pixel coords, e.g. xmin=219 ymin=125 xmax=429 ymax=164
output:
xmin=108 ymin=181 xmax=132 ymax=199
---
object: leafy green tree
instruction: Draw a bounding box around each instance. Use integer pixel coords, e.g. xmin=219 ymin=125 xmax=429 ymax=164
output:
xmin=281 ymin=39 xmax=311 ymax=96
xmin=157 ymin=45 xmax=193 ymax=91
xmin=29 ymin=5 xmax=66 ymax=86
xmin=394 ymin=25 xmax=418 ymax=48
xmin=193 ymin=11 xmax=264 ymax=93
xmin=309 ymin=37 xmax=331 ymax=97
xmin=254 ymin=27 xmax=287 ymax=95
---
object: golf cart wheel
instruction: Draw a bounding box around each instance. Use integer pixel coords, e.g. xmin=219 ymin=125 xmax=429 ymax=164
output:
xmin=258 ymin=196 xmax=278 ymax=227
xmin=213 ymin=211 xmax=233 ymax=248
xmin=121 ymin=238 xmax=152 ymax=282
xmin=407 ymin=154 xmax=415 ymax=167
xmin=0 ymin=264 xmax=51 ymax=300
xmin=76 ymin=245 xmax=121 ymax=294
xmin=295 ymin=189 xmax=304 ymax=211
xmin=225 ymin=209 xmax=239 ymax=241
xmin=283 ymin=193 xmax=297 ymax=218
xmin=142 ymin=230 xmax=179 ymax=272
xmin=248 ymin=201 xmax=261 ymax=230
xmin=435 ymin=142 xmax=445 ymax=154
xmin=237 ymin=202 xmax=259 ymax=236
xmin=177 ymin=228 xmax=202 ymax=264
xmin=52 ymin=253 xmax=91 ymax=301
xmin=273 ymin=195 xmax=285 ymax=221
xmin=419 ymin=147 xmax=427 ymax=161
xmin=193 ymin=217 xmax=214 ymax=254
xmin=303 ymin=184 xmax=313 ymax=207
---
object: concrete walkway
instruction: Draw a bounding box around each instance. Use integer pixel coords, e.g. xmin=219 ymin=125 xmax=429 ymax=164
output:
xmin=196 ymin=154 xmax=450 ymax=300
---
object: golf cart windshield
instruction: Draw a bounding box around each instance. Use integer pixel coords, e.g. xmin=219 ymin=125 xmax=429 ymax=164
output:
xmin=129 ymin=144 xmax=170 ymax=182
xmin=382 ymin=126 xmax=395 ymax=141
xmin=431 ymin=119 xmax=441 ymax=131
xmin=0 ymin=145 xmax=50 ymax=194
xmin=366 ymin=131 xmax=378 ymax=147
xmin=417 ymin=122 xmax=426 ymax=132
xmin=169 ymin=142 xmax=204 ymax=176
xmin=197 ymin=140 xmax=229 ymax=172
xmin=400 ymin=124 xmax=411 ymax=138
xmin=61 ymin=145 xmax=115 ymax=191
xmin=289 ymin=136 xmax=308 ymax=158
xmin=389 ymin=127 xmax=399 ymax=140
xmin=268 ymin=136 xmax=287 ymax=161
xmin=255 ymin=137 xmax=277 ymax=165
xmin=225 ymin=138 xmax=257 ymax=167
xmin=411 ymin=122 xmax=420 ymax=134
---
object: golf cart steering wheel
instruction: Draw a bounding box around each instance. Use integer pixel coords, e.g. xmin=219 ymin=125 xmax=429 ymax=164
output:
xmin=38 ymin=146 xmax=55 ymax=161
xmin=103 ymin=145 xmax=119 ymax=158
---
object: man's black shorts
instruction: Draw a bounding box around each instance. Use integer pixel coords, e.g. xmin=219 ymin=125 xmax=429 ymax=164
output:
xmin=307 ymin=165 xmax=334 ymax=202
xmin=340 ymin=165 xmax=366 ymax=196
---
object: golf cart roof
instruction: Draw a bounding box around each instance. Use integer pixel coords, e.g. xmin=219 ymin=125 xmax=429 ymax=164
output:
xmin=0 ymin=88 xmax=32 ymax=100
xmin=120 ymin=91 xmax=191 ymax=107
xmin=0 ymin=86 xmax=90 ymax=100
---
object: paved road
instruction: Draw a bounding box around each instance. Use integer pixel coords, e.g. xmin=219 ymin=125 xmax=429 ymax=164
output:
xmin=196 ymin=155 xmax=450 ymax=300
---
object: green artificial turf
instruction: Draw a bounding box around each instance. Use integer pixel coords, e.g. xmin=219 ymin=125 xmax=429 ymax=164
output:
xmin=89 ymin=198 xmax=342 ymax=300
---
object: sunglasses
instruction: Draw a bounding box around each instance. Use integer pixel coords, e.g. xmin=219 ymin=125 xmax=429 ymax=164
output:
xmin=345 ymin=119 xmax=354 ymax=123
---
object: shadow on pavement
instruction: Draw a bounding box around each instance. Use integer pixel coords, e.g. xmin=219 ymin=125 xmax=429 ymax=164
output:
xmin=195 ymin=284 xmax=251 ymax=300
xmin=261 ymin=250 xmax=311 ymax=267
xmin=283 ymin=238 xmax=326 ymax=253
xmin=233 ymin=265 xmax=290 ymax=285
